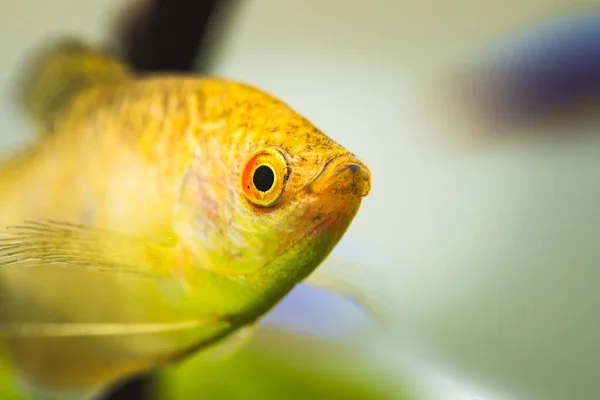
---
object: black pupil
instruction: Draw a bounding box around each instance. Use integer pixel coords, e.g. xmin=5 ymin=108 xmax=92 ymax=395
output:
xmin=253 ymin=165 xmax=275 ymax=192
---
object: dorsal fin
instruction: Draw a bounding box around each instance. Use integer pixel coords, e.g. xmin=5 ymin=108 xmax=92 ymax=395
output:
xmin=17 ymin=38 xmax=132 ymax=129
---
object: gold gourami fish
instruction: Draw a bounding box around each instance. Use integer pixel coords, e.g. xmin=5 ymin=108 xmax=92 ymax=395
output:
xmin=0 ymin=39 xmax=371 ymax=399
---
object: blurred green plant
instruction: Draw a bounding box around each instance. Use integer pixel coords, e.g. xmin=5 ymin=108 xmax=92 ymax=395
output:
xmin=0 ymin=358 xmax=21 ymax=400
xmin=155 ymin=327 xmax=416 ymax=400
xmin=0 ymin=326 xmax=417 ymax=400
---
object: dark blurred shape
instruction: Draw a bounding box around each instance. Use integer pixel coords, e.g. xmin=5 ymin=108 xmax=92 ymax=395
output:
xmin=458 ymin=11 xmax=600 ymax=128
xmin=118 ymin=0 xmax=237 ymax=72
xmin=103 ymin=374 xmax=154 ymax=400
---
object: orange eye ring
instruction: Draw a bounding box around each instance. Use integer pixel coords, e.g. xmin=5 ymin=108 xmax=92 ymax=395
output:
xmin=241 ymin=148 xmax=289 ymax=208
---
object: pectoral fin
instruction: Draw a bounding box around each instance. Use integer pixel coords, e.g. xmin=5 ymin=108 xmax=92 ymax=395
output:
xmin=0 ymin=220 xmax=212 ymax=340
xmin=0 ymin=220 xmax=227 ymax=399
xmin=0 ymin=220 xmax=173 ymax=278
xmin=193 ymin=324 xmax=257 ymax=363
xmin=304 ymin=253 xmax=395 ymax=321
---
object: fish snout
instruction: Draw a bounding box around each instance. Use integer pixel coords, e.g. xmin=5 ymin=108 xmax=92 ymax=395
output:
xmin=310 ymin=154 xmax=371 ymax=197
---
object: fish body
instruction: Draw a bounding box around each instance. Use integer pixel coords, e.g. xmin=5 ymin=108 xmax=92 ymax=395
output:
xmin=0 ymin=40 xmax=370 ymax=398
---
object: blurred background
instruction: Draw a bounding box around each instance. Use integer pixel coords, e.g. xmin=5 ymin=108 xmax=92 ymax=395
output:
xmin=3 ymin=0 xmax=600 ymax=399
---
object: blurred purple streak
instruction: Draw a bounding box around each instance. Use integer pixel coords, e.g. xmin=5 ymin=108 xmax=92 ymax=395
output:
xmin=260 ymin=237 xmax=378 ymax=339
xmin=468 ymin=10 xmax=600 ymax=125
xmin=261 ymin=283 xmax=371 ymax=340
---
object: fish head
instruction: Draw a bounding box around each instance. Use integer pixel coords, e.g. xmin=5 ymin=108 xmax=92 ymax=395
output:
xmin=175 ymin=81 xmax=371 ymax=279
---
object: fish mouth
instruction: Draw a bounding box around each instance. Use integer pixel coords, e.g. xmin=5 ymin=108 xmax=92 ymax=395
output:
xmin=309 ymin=153 xmax=371 ymax=197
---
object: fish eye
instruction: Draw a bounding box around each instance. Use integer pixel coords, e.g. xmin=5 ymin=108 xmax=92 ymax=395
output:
xmin=253 ymin=165 xmax=275 ymax=192
xmin=241 ymin=148 xmax=288 ymax=208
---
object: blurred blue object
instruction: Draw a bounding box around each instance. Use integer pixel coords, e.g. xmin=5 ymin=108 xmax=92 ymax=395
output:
xmin=260 ymin=237 xmax=376 ymax=339
xmin=472 ymin=11 xmax=600 ymax=124
xmin=261 ymin=284 xmax=370 ymax=340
